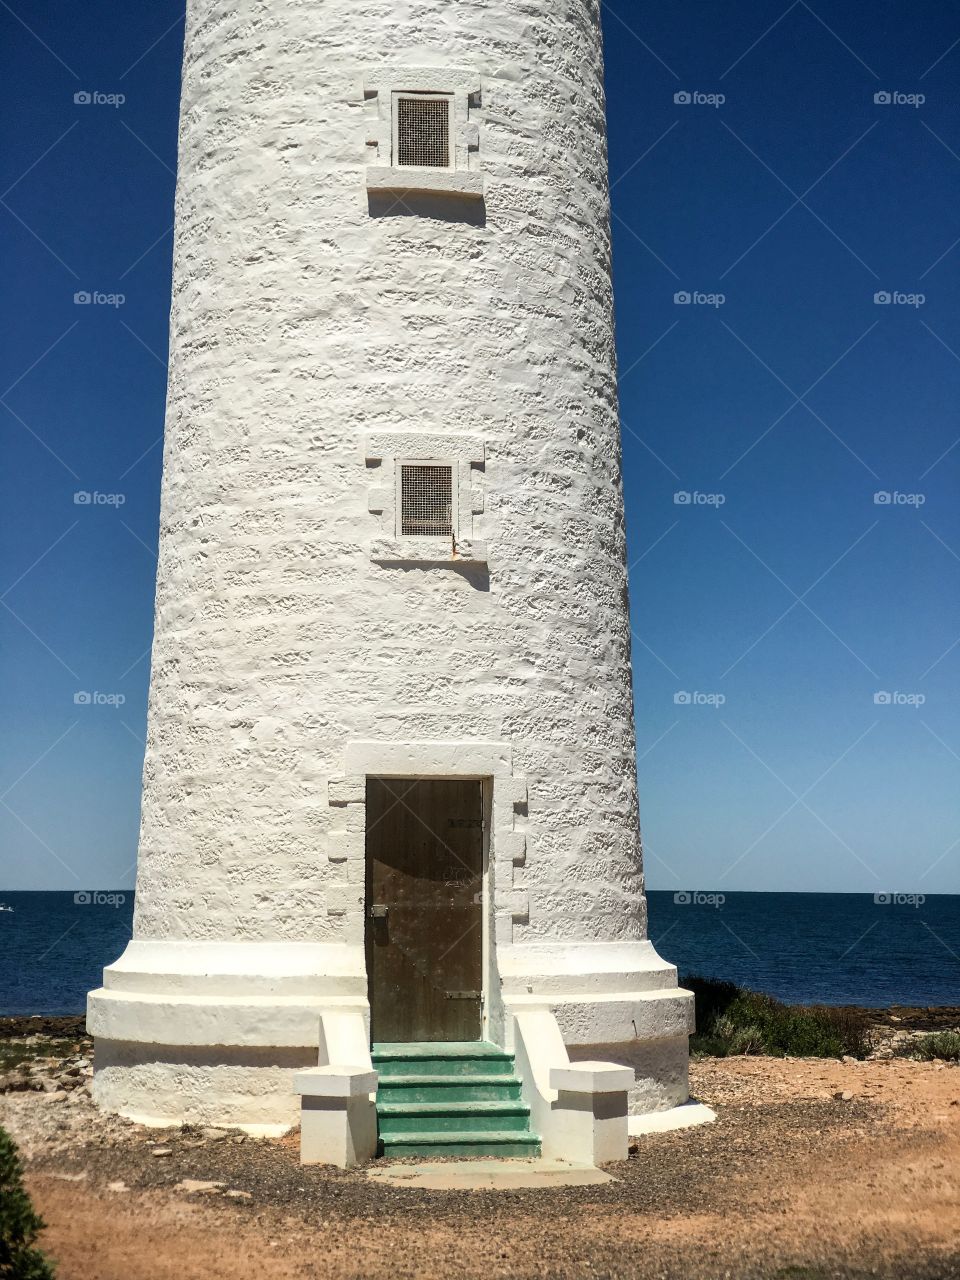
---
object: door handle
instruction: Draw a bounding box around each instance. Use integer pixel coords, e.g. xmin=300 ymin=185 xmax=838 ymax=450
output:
xmin=369 ymin=904 xmax=389 ymax=919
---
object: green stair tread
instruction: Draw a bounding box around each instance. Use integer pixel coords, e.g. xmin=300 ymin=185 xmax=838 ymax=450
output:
xmin=377 ymin=1073 xmax=521 ymax=1087
xmin=372 ymin=1041 xmax=510 ymax=1060
xmin=378 ymin=1100 xmax=529 ymax=1116
xmin=381 ymin=1129 xmax=541 ymax=1146
xmin=374 ymin=1043 xmax=538 ymax=1158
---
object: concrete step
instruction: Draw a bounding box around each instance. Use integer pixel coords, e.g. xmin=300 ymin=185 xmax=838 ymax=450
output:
xmin=372 ymin=1042 xmax=515 ymax=1078
xmin=378 ymin=1100 xmax=532 ymax=1134
xmin=380 ymin=1129 xmax=542 ymax=1159
xmin=377 ymin=1073 xmax=523 ymax=1103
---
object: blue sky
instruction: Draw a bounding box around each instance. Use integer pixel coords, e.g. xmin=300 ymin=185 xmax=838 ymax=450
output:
xmin=1 ymin=1 xmax=958 ymax=895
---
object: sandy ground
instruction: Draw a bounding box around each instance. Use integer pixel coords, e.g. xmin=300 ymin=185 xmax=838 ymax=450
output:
xmin=4 ymin=1053 xmax=959 ymax=1280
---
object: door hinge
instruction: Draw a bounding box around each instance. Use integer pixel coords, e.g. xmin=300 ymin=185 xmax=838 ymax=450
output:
xmin=445 ymin=990 xmax=481 ymax=1000
xmin=368 ymin=903 xmax=389 ymax=919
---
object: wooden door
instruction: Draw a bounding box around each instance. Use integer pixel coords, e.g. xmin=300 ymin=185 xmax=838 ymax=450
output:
xmin=366 ymin=777 xmax=483 ymax=1043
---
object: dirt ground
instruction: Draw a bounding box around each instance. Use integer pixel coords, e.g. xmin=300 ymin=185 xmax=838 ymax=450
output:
xmin=3 ymin=1050 xmax=958 ymax=1280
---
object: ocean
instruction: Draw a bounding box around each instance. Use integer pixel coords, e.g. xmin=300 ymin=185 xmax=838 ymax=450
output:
xmin=0 ymin=889 xmax=957 ymax=1016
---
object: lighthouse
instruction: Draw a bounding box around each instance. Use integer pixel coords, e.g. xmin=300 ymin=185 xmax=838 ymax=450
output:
xmin=88 ymin=0 xmax=697 ymax=1159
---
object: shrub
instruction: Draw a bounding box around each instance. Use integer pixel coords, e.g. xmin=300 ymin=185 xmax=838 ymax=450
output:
xmin=912 ymin=1030 xmax=960 ymax=1061
xmin=682 ymin=975 xmax=869 ymax=1059
xmin=0 ymin=1127 xmax=55 ymax=1280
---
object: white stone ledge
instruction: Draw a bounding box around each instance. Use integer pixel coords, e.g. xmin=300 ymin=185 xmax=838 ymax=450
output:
xmin=628 ymin=1101 xmax=716 ymax=1136
xmin=369 ymin=536 xmax=488 ymax=564
xmin=88 ymin=989 xmax=368 ymax=1047
xmin=504 ymin=989 xmax=695 ymax=1045
xmin=343 ymin=739 xmax=512 ymax=778
xmin=101 ymin=940 xmax=367 ymax=989
xmin=363 ymin=431 xmax=486 ymax=463
xmin=497 ymin=940 xmax=681 ymax=990
xmin=366 ymin=166 xmax=484 ymax=198
xmin=294 ymin=1066 xmax=378 ymax=1098
xmin=550 ymin=1061 xmax=634 ymax=1093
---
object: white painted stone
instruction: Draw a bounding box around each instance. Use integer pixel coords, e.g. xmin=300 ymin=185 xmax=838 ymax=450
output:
xmin=513 ymin=1008 xmax=631 ymax=1165
xmin=294 ymin=1066 xmax=378 ymax=1097
xmin=550 ymin=1062 xmax=635 ymax=1093
xmin=628 ymin=1102 xmax=717 ymax=1136
xmin=87 ymin=0 xmax=693 ymax=1145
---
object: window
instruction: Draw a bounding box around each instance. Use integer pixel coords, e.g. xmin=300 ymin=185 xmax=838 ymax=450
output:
xmin=399 ymin=463 xmax=455 ymax=537
xmin=393 ymin=93 xmax=453 ymax=169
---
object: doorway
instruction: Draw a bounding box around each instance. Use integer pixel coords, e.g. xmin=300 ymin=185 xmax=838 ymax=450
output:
xmin=365 ymin=777 xmax=484 ymax=1043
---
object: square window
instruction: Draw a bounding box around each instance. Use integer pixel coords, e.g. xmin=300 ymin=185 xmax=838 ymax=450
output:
xmin=398 ymin=463 xmax=456 ymax=537
xmin=393 ymin=93 xmax=453 ymax=169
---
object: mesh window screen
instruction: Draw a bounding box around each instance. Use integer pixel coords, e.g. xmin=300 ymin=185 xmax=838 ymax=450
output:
xmin=401 ymin=464 xmax=454 ymax=537
xmin=396 ymin=96 xmax=451 ymax=168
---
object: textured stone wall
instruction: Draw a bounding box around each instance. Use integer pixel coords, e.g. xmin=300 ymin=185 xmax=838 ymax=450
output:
xmin=134 ymin=0 xmax=645 ymax=950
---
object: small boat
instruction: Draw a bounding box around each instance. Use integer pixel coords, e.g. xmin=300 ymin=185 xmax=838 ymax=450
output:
xmin=0 ymin=903 xmax=13 ymax=913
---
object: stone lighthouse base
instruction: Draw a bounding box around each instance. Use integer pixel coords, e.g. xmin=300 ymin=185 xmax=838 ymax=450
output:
xmin=87 ymin=937 xmax=696 ymax=1138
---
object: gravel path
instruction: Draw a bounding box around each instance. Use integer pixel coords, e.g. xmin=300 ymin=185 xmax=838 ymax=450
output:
xmin=2 ymin=1039 xmax=958 ymax=1279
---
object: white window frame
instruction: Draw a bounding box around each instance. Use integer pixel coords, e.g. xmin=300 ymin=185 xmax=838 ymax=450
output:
xmin=395 ymin=458 xmax=459 ymax=539
xmin=391 ymin=91 xmax=456 ymax=172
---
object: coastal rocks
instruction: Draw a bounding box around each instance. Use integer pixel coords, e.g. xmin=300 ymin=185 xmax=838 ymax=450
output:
xmin=0 ymin=1041 xmax=96 ymax=1099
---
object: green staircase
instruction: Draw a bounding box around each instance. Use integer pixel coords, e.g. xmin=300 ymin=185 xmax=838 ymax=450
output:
xmin=372 ymin=1042 xmax=541 ymax=1159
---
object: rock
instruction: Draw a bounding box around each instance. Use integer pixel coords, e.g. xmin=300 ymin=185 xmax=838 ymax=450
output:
xmin=176 ymin=1179 xmax=225 ymax=1194
xmin=0 ymin=1071 xmax=30 ymax=1092
xmin=40 ymin=1077 xmax=60 ymax=1093
xmin=151 ymin=1147 xmax=173 ymax=1158
xmin=224 ymin=1189 xmax=251 ymax=1200
xmin=201 ymin=1128 xmax=229 ymax=1142
xmin=107 ymin=1181 xmax=128 ymax=1193
xmin=44 ymin=1091 xmax=68 ymax=1103
xmin=842 ymin=1090 xmax=854 ymax=1101
xmin=232 ymin=1134 xmax=246 ymax=1145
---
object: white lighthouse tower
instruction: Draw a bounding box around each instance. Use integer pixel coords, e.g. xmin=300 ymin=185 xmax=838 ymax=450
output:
xmin=88 ymin=0 xmax=697 ymax=1159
